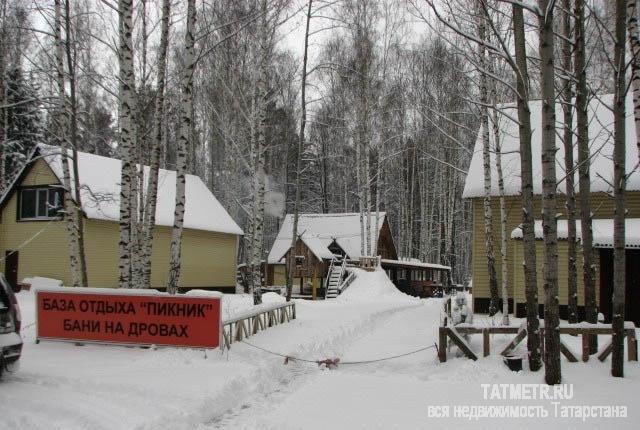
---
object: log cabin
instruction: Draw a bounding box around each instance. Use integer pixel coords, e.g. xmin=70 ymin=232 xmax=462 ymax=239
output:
xmin=266 ymin=212 xmax=451 ymax=298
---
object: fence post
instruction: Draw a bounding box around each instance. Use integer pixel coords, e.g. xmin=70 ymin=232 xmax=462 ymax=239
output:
xmin=438 ymin=327 xmax=447 ymax=362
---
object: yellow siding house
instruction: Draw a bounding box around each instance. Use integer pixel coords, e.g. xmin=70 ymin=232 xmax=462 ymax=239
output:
xmin=462 ymin=94 xmax=640 ymax=321
xmin=0 ymin=145 xmax=243 ymax=291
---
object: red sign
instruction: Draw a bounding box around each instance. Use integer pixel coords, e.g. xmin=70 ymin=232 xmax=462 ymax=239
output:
xmin=36 ymin=289 xmax=221 ymax=348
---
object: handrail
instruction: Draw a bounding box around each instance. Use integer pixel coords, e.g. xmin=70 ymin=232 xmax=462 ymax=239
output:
xmin=221 ymin=301 xmax=296 ymax=350
xmin=324 ymin=257 xmax=336 ymax=299
xmin=339 ymin=270 xmax=356 ymax=293
xmin=222 ymin=301 xmax=295 ymax=325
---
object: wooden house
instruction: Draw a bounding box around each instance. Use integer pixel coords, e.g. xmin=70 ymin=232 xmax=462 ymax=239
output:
xmin=266 ymin=212 xmax=451 ymax=298
xmin=462 ymin=94 xmax=640 ymax=324
xmin=0 ymin=145 xmax=243 ymax=291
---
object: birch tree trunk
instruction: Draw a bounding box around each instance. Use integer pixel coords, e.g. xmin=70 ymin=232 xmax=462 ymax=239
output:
xmin=612 ymin=0 xmax=626 ymax=378
xmin=117 ymin=0 xmax=136 ymax=289
xmin=0 ymin=0 xmax=7 ymax=192
xmin=55 ymin=0 xmax=81 ymax=288
xmin=575 ymin=0 xmax=598 ymax=353
xmin=374 ymin=149 xmax=381 ymax=256
xmin=251 ymin=0 xmax=269 ymax=305
xmin=562 ymin=0 xmax=578 ymax=323
xmin=286 ymin=0 xmax=312 ymax=302
xmin=486 ymin=37 xmax=509 ymax=324
xmin=539 ymin=0 xmax=561 ymax=385
xmin=493 ymin=111 xmax=509 ymax=325
xmin=513 ymin=2 xmax=541 ymax=372
xmin=357 ymin=135 xmax=365 ymax=256
xmin=627 ymin=0 xmax=640 ymax=164
xmin=365 ymin=142 xmax=372 ymax=256
xmin=141 ymin=0 xmax=171 ymax=289
xmin=477 ymin=3 xmax=499 ymax=316
xmin=167 ymin=0 xmax=196 ymax=294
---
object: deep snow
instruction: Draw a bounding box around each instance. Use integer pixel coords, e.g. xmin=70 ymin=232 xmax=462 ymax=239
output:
xmin=1 ymin=276 xmax=639 ymax=429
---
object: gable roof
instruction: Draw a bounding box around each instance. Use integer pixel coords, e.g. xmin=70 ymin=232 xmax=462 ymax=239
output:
xmin=267 ymin=212 xmax=388 ymax=264
xmin=1 ymin=145 xmax=243 ymax=235
xmin=462 ymin=94 xmax=640 ymax=199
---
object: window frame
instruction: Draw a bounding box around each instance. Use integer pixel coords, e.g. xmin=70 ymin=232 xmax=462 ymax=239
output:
xmin=17 ymin=186 xmax=65 ymax=221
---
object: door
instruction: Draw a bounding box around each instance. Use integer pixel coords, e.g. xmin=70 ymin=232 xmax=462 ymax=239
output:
xmin=625 ymin=250 xmax=640 ymax=327
xmin=4 ymin=251 xmax=18 ymax=289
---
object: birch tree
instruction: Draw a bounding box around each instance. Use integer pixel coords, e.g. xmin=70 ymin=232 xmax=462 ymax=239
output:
xmin=251 ymin=0 xmax=271 ymax=305
xmin=141 ymin=0 xmax=171 ymax=289
xmin=575 ymin=0 xmax=598 ymax=353
xmin=167 ymin=0 xmax=196 ymax=294
xmin=117 ymin=0 xmax=136 ymax=289
xmin=612 ymin=0 xmax=626 ymax=378
xmin=54 ymin=0 xmax=83 ymax=289
xmin=286 ymin=0 xmax=313 ymax=302
xmin=477 ymin=2 xmax=500 ymax=316
xmin=513 ymin=2 xmax=541 ymax=372
xmin=492 ymin=110 xmax=509 ymax=325
xmin=486 ymin=28 xmax=509 ymax=324
xmin=539 ymin=0 xmax=561 ymax=385
xmin=0 ymin=0 xmax=7 ymax=192
xmin=561 ymin=0 xmax=578 ymax=323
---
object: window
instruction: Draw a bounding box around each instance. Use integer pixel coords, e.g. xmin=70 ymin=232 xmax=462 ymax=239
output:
xmin=19 ymin=187 xmax=64 ymax=220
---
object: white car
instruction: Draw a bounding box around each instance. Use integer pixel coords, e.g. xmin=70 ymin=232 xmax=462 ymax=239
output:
xmin=0 ymin=274 xmax=22 ymax=379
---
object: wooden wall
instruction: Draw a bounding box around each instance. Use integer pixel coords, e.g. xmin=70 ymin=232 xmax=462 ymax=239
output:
xmin=471 ymin=191 xmax=640 ymax=312
xmin=377 ymin=217 xmax=398 ymax=260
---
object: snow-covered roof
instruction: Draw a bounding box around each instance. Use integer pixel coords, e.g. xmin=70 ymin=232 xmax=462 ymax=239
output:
xmin=462 ymin=94 xmax=640 ymax=199
xmin=267 ymin=212 xmax=387 ymax=264
xmin=510 ymin=218 xmax=640 ymax=249
xmin=380 ymin=258 xmax=451 ymax=271
xmin=21 ymin=145 xmax=243 ymax=235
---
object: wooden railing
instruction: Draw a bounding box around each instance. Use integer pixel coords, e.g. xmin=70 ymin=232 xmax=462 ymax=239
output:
xmin=438 ymin=322 xmax=638 ymax=365
xmin=221 ymin=302 xmax=296 ymax=350
xmin=340 ymin=271 xmax=357 ymax=293
xmin=359 ymin=256 xmax=381 ymax=271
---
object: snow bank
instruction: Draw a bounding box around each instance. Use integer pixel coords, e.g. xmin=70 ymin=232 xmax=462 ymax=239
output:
xmin=337 ymin=268 xmax=419 ymax=304
xmin=219 ymin=292 xmax=285 ymax=321
xmin=21 ymin=277 xmax=63 ymax=288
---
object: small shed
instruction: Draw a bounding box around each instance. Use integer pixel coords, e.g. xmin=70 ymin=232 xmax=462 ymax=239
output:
xmin=381 ymin=259 xmax=451 ymax=297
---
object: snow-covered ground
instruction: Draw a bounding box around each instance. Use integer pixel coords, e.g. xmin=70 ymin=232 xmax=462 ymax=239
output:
xmin=1 ymin=272 xmax=639 ymax=429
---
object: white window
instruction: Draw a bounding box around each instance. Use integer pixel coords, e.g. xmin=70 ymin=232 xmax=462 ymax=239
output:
xmin=19 ymin=187 xmax=64 ymax=220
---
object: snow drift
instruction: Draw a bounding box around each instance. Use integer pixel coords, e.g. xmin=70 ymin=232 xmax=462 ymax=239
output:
xmin=336 ymin=268 xmax=419 ymax=304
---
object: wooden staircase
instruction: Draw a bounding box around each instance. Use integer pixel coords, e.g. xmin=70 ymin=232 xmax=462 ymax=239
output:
xmin=324 ymin=256 xmax=347 ymax=299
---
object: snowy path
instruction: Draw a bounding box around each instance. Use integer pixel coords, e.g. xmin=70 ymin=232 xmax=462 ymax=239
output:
xmin=205 ymin=301 xmax=432 ymax=429
xmin=219 ymin=302 xmax=640 ymax=430
xmin=1 ymin=289 xmax=420 ymax=430
xmin=3 ymin=287 xmax=640 ymax=430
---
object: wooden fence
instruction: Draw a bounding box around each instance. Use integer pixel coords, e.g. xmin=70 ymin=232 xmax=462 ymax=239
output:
xmin=221 ymin=302 xmax=296 ymax=350
xmin=438 ymin=322 xmax=638 ymax=364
